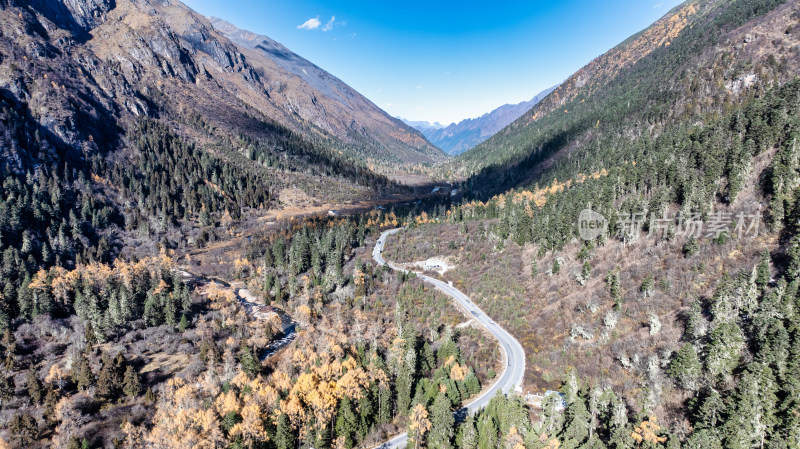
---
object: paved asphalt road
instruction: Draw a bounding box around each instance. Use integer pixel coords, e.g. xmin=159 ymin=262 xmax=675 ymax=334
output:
xmin=371 ymin=228 xmax=526 ymax=449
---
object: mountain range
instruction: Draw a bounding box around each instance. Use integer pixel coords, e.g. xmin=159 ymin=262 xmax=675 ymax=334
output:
xmin=208 ymin=17 xmax=445 ymax=169
xmin=3 ymin=0 xmax=800 ymax=448
xmin=5 ymin=0 xmax=443 ymax=186
xmin=401 ymin=85 xmax=557 ymax=155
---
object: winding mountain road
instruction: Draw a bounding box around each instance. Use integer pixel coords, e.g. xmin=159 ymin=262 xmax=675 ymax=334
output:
xmin=371 ymin=228 xmax=526 ymax=449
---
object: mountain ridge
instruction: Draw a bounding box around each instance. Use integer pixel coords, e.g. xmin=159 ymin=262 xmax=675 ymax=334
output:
xmin=207 ymin=17 xmax=447 ymax=171
xmin=401 ymin=85 xmax=557 ymax=155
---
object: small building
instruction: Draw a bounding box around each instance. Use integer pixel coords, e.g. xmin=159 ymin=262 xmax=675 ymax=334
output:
xmin=544 ymin=390 xmax=567 ymax=410
xmin=525 ymin=390 xmax=566 ymax=410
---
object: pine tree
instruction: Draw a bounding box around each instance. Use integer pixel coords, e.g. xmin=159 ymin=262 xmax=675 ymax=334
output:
xmin=721 ymin=364 xmax=778 ymax=449
xmin=640 ymin=273 xmax=655 ymax=298
xmin=142 ymin=292 xmax=161 ymax=326
xmin=238 ymin=342 xmax=260 ymax=378
xmin=428 ymin=392 xmax=454 ymax=449
xmin=0 ymin=373 xmax=13 ymax=402
xmin=685 ymin=300 xmax=707 ymax=342
xmin=274 ymin=413 xmax=295 ymax=449
xmin=84 ymin=321 xmax=97 ymax=347
xmin=95 ymin=354 xmax=119 ymax=400
xmin=144 ymin=387 xmax=156 ymax=404
xmin=464 ymin=369 xmax=481 ymax=396
xmin=756 ymin=250 xmax=771 ymax=288
xmin=705 ymin=321 xmax=744 ymax=382
xmin=43 ymin=388 xmax=60 ymax=425
xmin=123 ymin=365 xmax=140 ymax=398
xmin=25 ymin=365 xmax=43 ymax=404
xmin=178 ymin=313 xmax=189 ymax=333
xmin=695 ymin=389 xmax=724 ymax=429
xmin=456 ymin=415 xmax=478 ymax=449
xmin=668 ymin=343 xmax=701 ymax=391
xmin=397 ymin=347 xmax=416 ymax=415
xmin=606 ymin=269 xmax=622 ymax=310
xmin=552 ymin=258 xmax=561 ymax=275
xmin=72 ymin=352 xmax=94 ymax=392
xmin=335 ymin=396 xmax=359 ymax=448
xmin=357 ymin=390 xmax=374 ymax=441
xmin=560 ymin=392 xmax=591 ymax=447
xmin=438 ymin=333 xmax=459 ymax=367
xmin=683 ymin=236 xmax=699 ymax=257
xmin=476 ymin=414 xmax=498 ymax=449
xmin=683 ymin=429 xmax=724 ymax=449
xmin=9 ymin=413 xmax=38 ymax=446
xmin=581 ymin=261 xmax=592 ymax=282
xmin=377 ymin=382 xmax=393 ymax=425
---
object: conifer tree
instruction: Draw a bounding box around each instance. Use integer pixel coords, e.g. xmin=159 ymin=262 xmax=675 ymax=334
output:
xmin=96 ymin=354 xmax=120 ymax=400
xmin=396 ymin=347 xmax=416 ymax=415
xmin=275 ymin=413 xmax=295 ymax=449
xmin=683 ymin=236 xmax=699 ymax=257
xmin=428 ymin=392 xmax=454 ymax=449
xmin=0 ymin=374 xmax=13 ymax=403
xmin=238 ymin=342 xmax=260 ymax=378
xmin=178 ymin=313 xmax=189 ymax=333
xmin=476 ymin=414 xmax=498 ymax=449
xmin=335 ymin=396 xmax=359 ymax=448
xmin=123 ymin=365 xmax=141 ymax=398
xmin=9 ymin=413 xmax=38 ymax=446
xmin=456 ymin=415 xmax=478 ymax=449
xmin=668 ymin=343 xmax=701 ymax=391
xmin=72 ymin=352 xmax=94 ymax=392
xmin=25 ymin=365 xmax=43 ymax=404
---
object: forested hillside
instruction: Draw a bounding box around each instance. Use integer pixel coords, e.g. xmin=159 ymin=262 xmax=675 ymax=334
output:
xmin=375 ymin=0 xmax=800 ymax=447
xmin=0 ymin=2 xmax=459 ymax=444
xmin=453 ymin=0 xmax=796 ymax=193
xmin=2 ymin=0 xmax=799 ymax=447
xmin=0 ymin=0 xmax=402 ymax=330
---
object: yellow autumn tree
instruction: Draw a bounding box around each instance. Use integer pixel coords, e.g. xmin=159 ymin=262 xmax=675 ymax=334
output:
xmin=504 ymin=426 xmax=526 ymax=449
xmin=45 ymin=364 xmax=68 ymax=390
xmin=631 ymin=416 xmax=667 ymax=446
xmin=408 ymin=404 xmax=431 ymax=449
xmin=230 ymin=402 xmax=269 ymax=446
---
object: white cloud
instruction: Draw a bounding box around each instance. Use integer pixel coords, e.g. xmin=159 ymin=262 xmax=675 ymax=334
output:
xmin=385 ymin=103 xmax=394 ymax=107
xmin=415 ymin=86 xmax=422 ymax=89
xmin=653 ymin=2 xmax=664 ymax=8
xmin=298 ymin=17 xmax=321 ymax=30
xmin=322 ymin=16 xmax=335 ymax=32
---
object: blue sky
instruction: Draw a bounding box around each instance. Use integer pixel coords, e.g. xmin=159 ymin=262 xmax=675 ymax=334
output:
xmin=183 ymin=0 xmax=684 ymax=125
